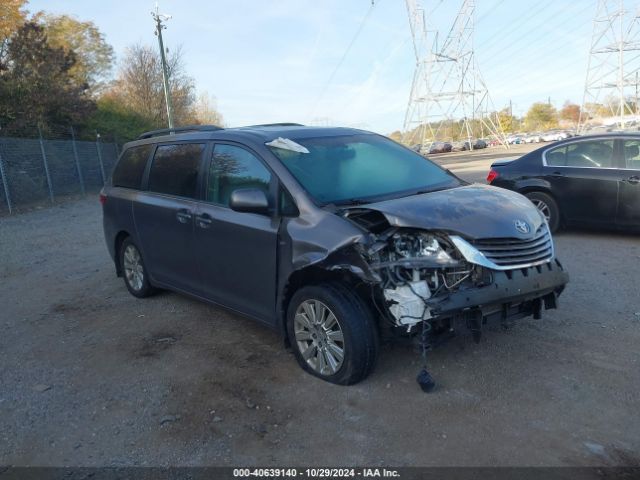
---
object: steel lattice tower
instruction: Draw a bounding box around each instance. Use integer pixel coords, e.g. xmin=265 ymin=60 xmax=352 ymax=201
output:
xmin=579 ymin=0 xmax=640 ymax=131
xmin=402 ymin=0 xmax=507 ymax=149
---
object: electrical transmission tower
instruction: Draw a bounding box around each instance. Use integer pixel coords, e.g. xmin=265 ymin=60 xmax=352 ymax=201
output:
xmin=579 ymin=0 xmax=640 ymax=132
xmin=402 ymin=0 xmax=507 ymax=150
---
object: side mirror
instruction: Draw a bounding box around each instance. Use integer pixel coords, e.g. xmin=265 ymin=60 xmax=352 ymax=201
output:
xmin=229 ymin=188 xmax=269 ymax=214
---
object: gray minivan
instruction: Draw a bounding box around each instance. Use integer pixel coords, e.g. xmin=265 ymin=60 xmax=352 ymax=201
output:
xmin=102 ymin=124 xmax=568 ymax=389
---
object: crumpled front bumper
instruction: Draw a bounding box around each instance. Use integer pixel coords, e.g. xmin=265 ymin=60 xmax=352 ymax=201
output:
xmin=425 ymin=258 xmax=569 ymax=320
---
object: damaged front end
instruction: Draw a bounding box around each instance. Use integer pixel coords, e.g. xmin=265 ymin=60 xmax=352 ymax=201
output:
xmin=279 ymin=195 xmax=568 ymax=392
xmin=338 ymin=208 xmax=569 ymax=391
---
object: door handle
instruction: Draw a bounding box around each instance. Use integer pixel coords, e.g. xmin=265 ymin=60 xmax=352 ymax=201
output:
xmin=195 ymin=214 xmax=213 ymax=229
xmin=176 ymin=210 xmax=192 ymax=223
xmin=551 ymin=171 xmax=564 ymax=176
xmin=627 ymin=175 xmax=640 ymax=185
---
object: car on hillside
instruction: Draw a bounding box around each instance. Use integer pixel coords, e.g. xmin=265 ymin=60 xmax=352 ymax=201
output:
xmin=102 ymin=124 xmax=569 ymax=389
xmin=487 ymin=133 xmax=640 ymax=232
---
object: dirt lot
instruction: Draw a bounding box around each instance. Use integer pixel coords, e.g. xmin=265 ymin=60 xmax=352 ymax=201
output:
xmin=1 ymin=148 xmax=639 ymax=466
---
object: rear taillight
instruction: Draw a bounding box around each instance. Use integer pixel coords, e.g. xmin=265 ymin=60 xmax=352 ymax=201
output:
xmin=486 ymin=169 xmax=499 ymax=184
xmin=99 ymin=193 xmax=107 ymax=205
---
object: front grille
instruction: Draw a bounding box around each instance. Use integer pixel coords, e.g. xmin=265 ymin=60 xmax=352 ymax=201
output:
xmin=473 ymin=225 xmax=553 ymax=268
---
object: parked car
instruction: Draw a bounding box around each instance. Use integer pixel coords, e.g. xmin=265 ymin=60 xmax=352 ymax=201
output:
xmin=428 ymin=141 xmax=453 ymax=154
xmin=472 ymin=139 xmax=488 ymax=149
xmin=102 ymin=124 xmax=569 ymax=389
xmin=487 ymin=133 xmax=640 ymax=232
xmin=541 ymin=130 xmax=571 ymax=142
xmin=524 ymin=133 xmax=542 ymax=143
xmin=451 ymin=141 xmax=466 ymax=151
xmin=506 ymin=134 xmax=523 ymax=144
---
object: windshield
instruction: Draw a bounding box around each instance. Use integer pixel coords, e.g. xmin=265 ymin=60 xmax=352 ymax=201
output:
xmin=268 ymin=134 xmax=459 ymax=205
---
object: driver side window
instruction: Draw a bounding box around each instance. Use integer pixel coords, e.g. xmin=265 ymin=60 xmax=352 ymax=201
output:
xmin=207 ymin=144 xmax=272 ymax=207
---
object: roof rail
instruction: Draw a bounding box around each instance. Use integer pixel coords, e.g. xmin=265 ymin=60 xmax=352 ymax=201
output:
xmin=246 ymin=123 xmax=304 ymax=128
xmin=137 ymin=124 xmax=223 ymax=140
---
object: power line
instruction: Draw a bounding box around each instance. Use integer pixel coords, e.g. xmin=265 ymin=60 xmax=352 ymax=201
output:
xmin=308 ymin=1 xmax=380 ymax=119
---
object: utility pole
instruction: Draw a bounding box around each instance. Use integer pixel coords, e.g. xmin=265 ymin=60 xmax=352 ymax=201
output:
xmin=152 ymin=3 xmax=175 ymax=129
xmin=509 ymin=100 xmax=513 ymax=132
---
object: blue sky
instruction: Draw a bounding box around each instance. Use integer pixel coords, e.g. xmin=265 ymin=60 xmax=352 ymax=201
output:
xmin=28 ymin=0 xmax=598 ymax=133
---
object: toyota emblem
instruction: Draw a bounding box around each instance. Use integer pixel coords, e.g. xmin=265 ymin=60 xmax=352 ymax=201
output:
xmin=514 ymin=219 xmax=530 ymax=234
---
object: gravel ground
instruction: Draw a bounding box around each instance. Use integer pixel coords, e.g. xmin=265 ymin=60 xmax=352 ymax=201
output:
xmin=1 ymin=151 xmax=639 ymax=466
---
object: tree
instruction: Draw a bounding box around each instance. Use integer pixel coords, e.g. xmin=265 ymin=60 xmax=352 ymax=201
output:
xmin=497 ymin=108 xmax=516 ymax=133
xmin=559 ymin=102 xmax=580 ymax=126
xmin=109 ymin=43 xmax=197 ymax=128
xmin=191 ymin=91 xmax=224 ymax=126
xmin=524 ymin=102 xmax=558 ymax=131
xmin=0 ymin=0 xmax=27 ymax=61
xmin=85 ymin=92 xmax=157 ymax=142
xmin=0 ymin=22 xmax=94 ymax=131
xmin=0 ymin=0 xmax=27 ymax=41
xmin=34 ymin=13 xmax=114 ymax=92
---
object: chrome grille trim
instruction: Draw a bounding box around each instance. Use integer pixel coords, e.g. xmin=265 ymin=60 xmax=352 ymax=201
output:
xmin=449 ymin=225 xmax=555 ymax=271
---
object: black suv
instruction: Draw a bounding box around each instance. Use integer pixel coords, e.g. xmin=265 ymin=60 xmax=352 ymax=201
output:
xmin=102 ymin=124 xmax=568 ymax=388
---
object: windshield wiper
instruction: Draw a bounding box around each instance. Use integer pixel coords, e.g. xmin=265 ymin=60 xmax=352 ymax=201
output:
xmin=336 ymin=198 xmax=372 ymax=206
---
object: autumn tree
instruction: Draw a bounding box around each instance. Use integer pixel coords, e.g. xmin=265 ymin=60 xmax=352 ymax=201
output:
xmin=497 ymin=108 xmax=516 ymax=133
xmin=559 ymin=102 xmax=580 ymax=126
xmin=0 ymin=22 xmax=94 ymax=131
xmin=109 ymin=43 xmax=197 ymax=128
xmin=192 ymin=91 xmax=224 ymax=126
xmin=0 ymin=0 xmax=27 ymax=56
xmin=524 ymin=102 xmax=558 ymax=131
xmin=34 ymin=13 xmax=114 ymax=93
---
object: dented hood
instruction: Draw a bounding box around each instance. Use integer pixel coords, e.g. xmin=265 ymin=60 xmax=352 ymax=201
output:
xmin=356 ymin=184 xmax=544 ymax=240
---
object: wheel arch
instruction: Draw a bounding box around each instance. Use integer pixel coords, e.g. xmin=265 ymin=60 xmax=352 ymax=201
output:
xmin=280 ymin=265 xmax=376 ymax=348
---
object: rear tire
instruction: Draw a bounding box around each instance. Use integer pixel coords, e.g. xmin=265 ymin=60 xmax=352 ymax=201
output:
xmin=119 ymin=238 xmax=155 ymax=298
xmin=525 ymin=191 xmax=560 ymax=233
xmin=287 ymin=283 xmax=379 ymax=385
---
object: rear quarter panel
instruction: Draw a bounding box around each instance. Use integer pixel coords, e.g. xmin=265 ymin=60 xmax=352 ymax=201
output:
xmin=102 ymin=187 xmax=142 ymax=263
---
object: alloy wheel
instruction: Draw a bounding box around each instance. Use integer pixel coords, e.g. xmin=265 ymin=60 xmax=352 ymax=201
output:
xmin=294 ymin=299 xmax=345 ymax=376
xmin=531 ymin=199 xmax=551 ymax=223
xmin=123 ymin=244 xmax=144 ymax=291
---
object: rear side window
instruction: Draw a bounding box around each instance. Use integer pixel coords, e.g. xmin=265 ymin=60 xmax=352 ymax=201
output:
xmin=112 ymin=144 xmax=153 ymax=189
xmin=545 ymin=140 xmax=614 ymax=168
xmin=623 ymin=140 xmax=640 ymax=170
xmin=148 ymin=143 xmax=205 ymax=198
xmin=207 ymin=144 xmax=272 ymax=207
xmin=545 ymin=145 xmax=566 ymax=166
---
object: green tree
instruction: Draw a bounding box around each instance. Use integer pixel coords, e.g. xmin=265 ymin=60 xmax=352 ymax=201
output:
xmin=34 ymin=13 xmax=115 ymax=92
xmin=524 ymin=102 xmax=558 ymax=131
xmin=0 ymin=22 xmax=94 ymax=131
xmin=85 ymin=93 xmax=157 ymax=142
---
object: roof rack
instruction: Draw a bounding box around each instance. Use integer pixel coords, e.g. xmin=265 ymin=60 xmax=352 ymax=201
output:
xmin=137 ymin=124 xmax=223 ymax=140
xmin=246 ymin=123 xmax=304 ymax=128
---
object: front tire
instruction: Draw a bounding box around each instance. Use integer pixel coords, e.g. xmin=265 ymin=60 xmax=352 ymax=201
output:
xmin=525 ymin=191 xmax=560 ymax=233
xmin=119 ymin=238 xmax=155 ymax=298
xmin=287 ymin=283 xmax=379 ymax=385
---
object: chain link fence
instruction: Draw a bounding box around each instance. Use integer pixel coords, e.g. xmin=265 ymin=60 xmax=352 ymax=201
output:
xmin=0 ymin=123 xmax=123 ymax=214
